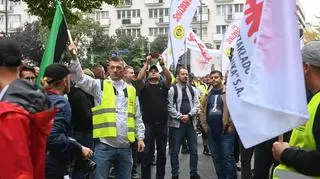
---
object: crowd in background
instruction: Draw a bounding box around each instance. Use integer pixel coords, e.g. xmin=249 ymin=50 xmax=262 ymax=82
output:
xmin=0 ymin=39 xmax=320 ymax=179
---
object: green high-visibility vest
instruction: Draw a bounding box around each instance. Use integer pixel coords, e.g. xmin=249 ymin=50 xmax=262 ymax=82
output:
xmin=273 ymin=92 xmax=320 ymax=179
xmin=92 ymin=80 xmax=136 ymax=142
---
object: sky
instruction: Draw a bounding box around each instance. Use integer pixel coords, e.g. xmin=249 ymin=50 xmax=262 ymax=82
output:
xmin=300 ymin=0 xmax=320 ymax=25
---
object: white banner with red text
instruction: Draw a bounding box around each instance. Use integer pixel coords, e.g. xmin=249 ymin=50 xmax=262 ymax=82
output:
xmin=227 ymin=0 xmax=308 ymax=148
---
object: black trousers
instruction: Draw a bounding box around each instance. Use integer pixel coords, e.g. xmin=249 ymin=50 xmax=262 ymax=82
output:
xmin=252 ymin=138 xmax=277 ymax=179
xmin=141 ymin=123 xmax=168 ymax=179
xmin=240 ymin=141 xmax=254 ymax=179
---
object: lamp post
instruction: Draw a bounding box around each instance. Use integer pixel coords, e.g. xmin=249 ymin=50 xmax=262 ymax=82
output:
xmin=5 ymin=0 xmax=7 ymax=36
xmin=0 ymin=0 xmax=8 ymax=36
xmin=200 ymin=0 xmax=202 ymax=40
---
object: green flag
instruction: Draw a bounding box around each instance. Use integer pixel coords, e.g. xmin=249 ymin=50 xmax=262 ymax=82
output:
xmin=36 ymin=0 xmax=68 ymax=85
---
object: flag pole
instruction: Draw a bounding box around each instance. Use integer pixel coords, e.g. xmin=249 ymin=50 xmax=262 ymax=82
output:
xmin=278 ymin=135 xmax=284 ymax=142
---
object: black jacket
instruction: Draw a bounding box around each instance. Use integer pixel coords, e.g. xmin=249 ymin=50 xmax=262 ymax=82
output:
xmin=68 ymin=86 xmax=94 ymax=133
xmin=45 ymin=91 xmax=82 ymax=177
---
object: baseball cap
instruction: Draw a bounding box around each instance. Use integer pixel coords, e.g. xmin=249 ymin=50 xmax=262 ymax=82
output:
xmin=149 ymin=65 xmax=159 ymax=72
xmin=302 ymin=41 xmax=320 ymax=68
xmin=44 ymin=64 xmax=69 ymax=84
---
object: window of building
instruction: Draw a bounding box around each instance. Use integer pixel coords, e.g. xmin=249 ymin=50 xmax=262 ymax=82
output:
xmin=154 ymin=9 xmax=158 ymax=18
xmin=228 ymin=4 xmax=233 ymax=14
xmin=216 ymin=25 xmax=227 ymax=34
xmin=9 ymin=15 xmax=21 ymax=23
xmin=149 ymin=27 xmax=168 ymax=36
xmin=137 ymin=10 xmax=140 ymax=17
xmin=127 ymin=10 xmax=131 ymax=18
xmin=203 ymin=27 xmax=208 ymax=36
xmin=117 ymin=10 xmax=121 ymax=19
xmin=149 ymin=8 xmax=168 ymax=19
xmin=159 ymin=27 xmax=164 ymax=34
xmin=216 ymin=5 xmax=221 ymax=15
xmin=149 ymin=9 xmax=153 ymax=18
xmin=192 ymin=27 xmax=208 ymax=37
xmin=121 ymin=28 xmax=141 ymax=37
xmin=235 ymin=4 xmax=240 ymax=12
xmin=101 ymin=11 xmax=108 ymax=19
xmin=132 ymin=10 xmax=136 ymax=18
xmin=117 ymin=10 xmax=140 ymax=19
xmin=165 ymin=8 xmax=169 ymax=16
xmin=149 ymin=28 xmax=153 ymax=36
xmin=159 ymin=8 xmax=163 ymax=17
xmin=221 ymin=5 xmax=227 ymax=16
xmin=95 ymin=11 xmax=100 ymax=21
xmin=0 ymin=15 xmax=4 ymax=23
xmin=137 ymin=29 xmax=141 ymax=36
xmin=240 ymin=4 xmax=244 ymax=12
xmin=132 ymin=28 xmax=136 ymax=37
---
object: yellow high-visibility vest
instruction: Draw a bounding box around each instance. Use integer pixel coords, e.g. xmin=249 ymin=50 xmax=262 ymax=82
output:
xmin=92 ymin=80 xmax=136 ymax=142
xmin=273 ymin=92 xmax=320 ymax=179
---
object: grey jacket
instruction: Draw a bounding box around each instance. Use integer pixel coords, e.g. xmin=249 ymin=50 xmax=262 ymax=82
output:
xmin=167 ymin=83 xmax=200 ymax=128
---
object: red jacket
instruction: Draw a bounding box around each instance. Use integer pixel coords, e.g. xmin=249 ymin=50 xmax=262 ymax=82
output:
xmin=0 ymin=101 xmax=56 ymax=179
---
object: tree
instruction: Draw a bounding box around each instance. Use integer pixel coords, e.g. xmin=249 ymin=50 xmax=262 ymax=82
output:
xmin=87 ymin=28 xmax=116 ymax=67
xmin=10 ymin=0 xmax=118 ymax=26
xmin=113 ymin=30 xmax=148 ymax=69
xmin=150 ymin=35 xmax=167 ymax=53
xmin=304 ymin=29 xmax=320 ymax=43
xmin=8 ymin=21 xmax=43 ymax=64
xmin=69 ymin=14 xmax=102 ymax=63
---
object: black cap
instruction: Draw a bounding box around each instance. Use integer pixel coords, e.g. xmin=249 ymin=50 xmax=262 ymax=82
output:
xmin=149 ymin=65 xmax=159 ymax=72
xmin=0 ymin=39 xmax=22 ymax=67
xmin=44 ymin=64 xmax=69 ymax=84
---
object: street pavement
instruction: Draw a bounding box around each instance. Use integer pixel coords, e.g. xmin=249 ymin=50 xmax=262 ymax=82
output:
xmin=142 ymin=136 xmax=242 ymax=179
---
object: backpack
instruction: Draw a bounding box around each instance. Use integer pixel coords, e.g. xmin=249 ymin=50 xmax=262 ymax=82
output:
xmin=173 ymin=84 xmax=195 ymax=106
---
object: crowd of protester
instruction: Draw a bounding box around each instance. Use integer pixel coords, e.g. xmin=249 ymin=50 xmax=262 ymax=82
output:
xmin=0 ymin=38 xmax=320 ymax=179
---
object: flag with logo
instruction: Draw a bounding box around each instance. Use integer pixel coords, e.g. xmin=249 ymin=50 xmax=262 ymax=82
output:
xmin=220 ymin=20 xmax=241 ymax=76
xmin=36 ymin=0 xmax=68 ymax=85
xmin=167 ymin=0 xmax=201 ymax=70
xmin=227 ymin=0 xmax=308 ymax=148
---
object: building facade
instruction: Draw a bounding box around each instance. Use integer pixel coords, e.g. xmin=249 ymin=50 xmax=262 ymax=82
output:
xmin=1 ymin=0 xmax=306 ymax=49
xmin=0 ymin=0 xmax=37 ymax=35
xmin=89 ymin=0 xmax=247 ymax=49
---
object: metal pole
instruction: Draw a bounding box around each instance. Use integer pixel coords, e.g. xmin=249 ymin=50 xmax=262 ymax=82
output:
xmin=5 ymin=0 xmax=8 ymax=37
xmin=200 ymin=0 xmax=202 ymax=40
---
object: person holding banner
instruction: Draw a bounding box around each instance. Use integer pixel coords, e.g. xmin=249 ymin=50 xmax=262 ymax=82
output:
xmin=68 ymin=43 xmax=145 ymax=179
xmin=272 ymin=41 xmax=320 ymax=178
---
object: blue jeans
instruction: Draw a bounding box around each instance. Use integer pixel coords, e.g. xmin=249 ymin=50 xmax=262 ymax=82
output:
xmin=92 ymin=142 xmax=132 ymax=179
xmin=169 ymin=122 xmax=198 ymax=177
xmin=208 ymin=127 xmax=237 ymax=179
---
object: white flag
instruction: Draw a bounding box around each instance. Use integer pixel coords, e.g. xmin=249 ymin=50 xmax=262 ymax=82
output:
xmin=167 ymin=0 xmax=201 ymax=70
xmin=220 ymin=20 xmax=241 ymax=76
xmin=186 ymin=30 xmax=213 ymax=64
xmin=227 ymin=0 xmax=308 ymax=148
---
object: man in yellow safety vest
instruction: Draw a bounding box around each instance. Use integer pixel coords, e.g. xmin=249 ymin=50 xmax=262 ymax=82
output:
xmin=68 ymin=44 xmax=145 ymax=179
xmin=272 ymin=41 xmax=320 ymax=178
